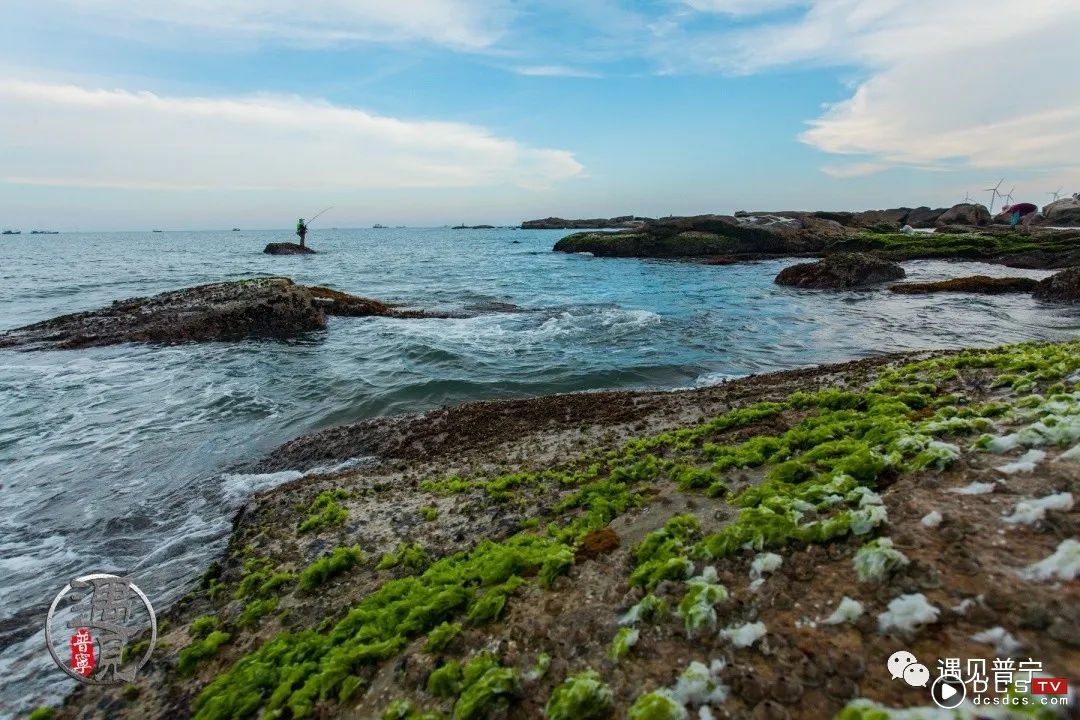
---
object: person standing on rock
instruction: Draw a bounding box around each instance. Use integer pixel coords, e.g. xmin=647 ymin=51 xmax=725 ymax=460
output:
xmin=296 ymin=218 xmax=308 ymax=248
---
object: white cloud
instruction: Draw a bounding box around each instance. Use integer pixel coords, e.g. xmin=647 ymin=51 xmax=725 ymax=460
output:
xmin=512 ymin=65 xmax=603 ymax=78
xmin=681 ymin=0 xmax=806 ymax=17
xmin=0 ymin=80 xmax=583 ymax=191
xmin=673 ymin=0 xmax=1080 ymax=176
xmin=47 ymin=0 xmax=512 ymax=50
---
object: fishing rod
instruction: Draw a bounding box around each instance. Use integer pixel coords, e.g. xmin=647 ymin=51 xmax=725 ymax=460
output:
xmin=306 ymin=206 xmax=333 ymax=225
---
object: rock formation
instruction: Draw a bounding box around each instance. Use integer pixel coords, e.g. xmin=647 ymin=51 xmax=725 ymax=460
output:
xmin=1032 ymin=266 xmax=1080 ymax=303
xmin=889 ymin=276 xmax=1039 ymax=294
xmin=774 ymin=253 xmax=906 ymax=289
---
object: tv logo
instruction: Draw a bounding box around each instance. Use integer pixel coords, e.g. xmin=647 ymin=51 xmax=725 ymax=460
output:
xmin=1031 ymin=678 xmax=1069 ymax=695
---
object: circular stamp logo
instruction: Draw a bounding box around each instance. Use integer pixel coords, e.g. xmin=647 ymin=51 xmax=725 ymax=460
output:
xmin=45 ymin=574 xmax=157 ymax=684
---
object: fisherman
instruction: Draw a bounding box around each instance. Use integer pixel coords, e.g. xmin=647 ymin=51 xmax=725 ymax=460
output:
xmin=296 ymin=218 xmax=308 ymax=247
xmin=1000 ymin=202 xmax=1038 ymax=228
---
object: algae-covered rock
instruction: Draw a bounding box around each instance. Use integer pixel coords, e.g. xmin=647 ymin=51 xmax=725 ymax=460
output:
xmin=774 ymin=253 xmax=906 ymax=289
xmin=889 ymin=276 xmax=1039 ymax=294
xmin=1032 ymin=266 xmax=1080 ymax=303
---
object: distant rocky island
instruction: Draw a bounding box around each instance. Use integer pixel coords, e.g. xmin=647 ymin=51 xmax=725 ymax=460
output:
xmin=549 ymin=205 xmax=1080 ymax=270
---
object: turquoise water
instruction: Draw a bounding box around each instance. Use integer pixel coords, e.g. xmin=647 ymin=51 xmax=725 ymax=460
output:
xmin=0 ymin=227 xmax=1077 ymax=714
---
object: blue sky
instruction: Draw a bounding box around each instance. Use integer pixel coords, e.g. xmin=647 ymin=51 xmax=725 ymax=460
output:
xmin=1 ymin=0 xmax=1078 ymax=230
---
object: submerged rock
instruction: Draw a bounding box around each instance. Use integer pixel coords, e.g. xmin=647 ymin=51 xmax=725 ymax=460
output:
xmin=774 ymin=253 xmax=906 ymax=289
xmin=889 ymin=276 xmax=1039 ymax=294
xmin=264 ymin=242 xmax=315 ymax=255
xmin=1032 ymin=266 xmax=1080 ymax=303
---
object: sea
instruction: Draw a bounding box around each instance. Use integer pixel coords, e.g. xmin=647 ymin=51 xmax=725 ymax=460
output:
xmin=0 ymin=227 xmax=1077 ymax=715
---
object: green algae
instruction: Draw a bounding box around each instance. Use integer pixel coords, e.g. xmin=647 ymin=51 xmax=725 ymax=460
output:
xmin=190 ymin=615 xmax=218 ymax=639
xmin=237 ymin=597 xmax=279 ymax=629
xmin=545 ymin=670 xmax=615 ymax=720
xmin=424 ymin=621 xmax=462 ymax=653
xmin=177 ymin=630 xmax=231 ymax=674
xmin=427 ymin=660 xmax=462 ymax=697
xmin=299 ymin=546 xmax=364 ymax=591
xmin=627 ymin=690 xmax=685 ymax=720
xmin=188 ymin=339 xmax=1080 ymax=720
xmin=378 ymin=542 xmax=430 ymax=572
xmin=609 ymin=627 xmax=639 ymax=661
xmin=27 ymin=709 xmax=55 ymax=720
xmin=192 ymin=536 xmax=570 ymax=720
xmin=453 ymin=656 xmax=519 ymax=720
xmin=467 ymin=575 xmax=524 ymax=624
xmin=420 ymin=506 xmax=439 ymax=521
xmin=298 ymin=489 xmax=349 ymax=533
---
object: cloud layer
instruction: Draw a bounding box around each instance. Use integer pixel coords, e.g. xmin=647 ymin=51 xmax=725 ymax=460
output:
xmin=670 ymin=0 xmax=1080 ymax=176
xmin=0 ymin=81 xmax=583 ymax=192
xmin=58 ymin=0 xmax=511 ymax=50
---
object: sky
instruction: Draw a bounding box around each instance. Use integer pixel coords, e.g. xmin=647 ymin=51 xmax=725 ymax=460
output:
xmin=1 ymin=0 xmax=1078 ymax=230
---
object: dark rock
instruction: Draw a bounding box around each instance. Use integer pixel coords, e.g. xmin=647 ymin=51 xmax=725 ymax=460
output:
xmin=1042 ymin=196 xmax=1080 ymax=226
xmin=851 ymin=208 xmax=911 ymax=229
xmin=774 ymin=253 xmax=905 ymax=289
xmin=520 ymin=216 xmax=649 ymax=230
xmin=904 ymin=206 xmax=947 ymax=228
xmin=0 ymin=280 xmax=450 ymax=350
xmin=1032 ymin=266 xmax=1080 ymax=303
xmin=890 ymin=276 xmax=1039 ymax=294
xmin=554 ymin=215 xmax=820 ymax=258
xmin=264 ymin=242 xmax=315 ymax=255
xmin=1001 ymin=248 xmax=1080 ymax=270
xmin=936 ymin=203 xmax=991 ymax=227
xmin=0 ymin=278 xmax=326 ymax=350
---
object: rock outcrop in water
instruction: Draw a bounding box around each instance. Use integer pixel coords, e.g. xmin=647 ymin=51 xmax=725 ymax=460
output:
xmin=774 ymin=252 xmax=906 ymax=288
xmin=1032 ymin=266 xmax=1080 ymax=303
xmin=552 ymin=213 xmax=1080 ymax=267
xmin=889 ymin=276 xmax=1040 ymax=294
xmin=264 ymin=242 xmax=316 ymax=255
xmin=0 ymin=278 xmax=437 ymax=350
xmin=521 ymin=216 xmax=648 ymax=230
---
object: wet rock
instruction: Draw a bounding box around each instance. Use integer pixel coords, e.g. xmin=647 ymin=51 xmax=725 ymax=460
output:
xmin=936 ymin=203 xmax=992 ymax=227
xmin=774 ymin=253 xmax=906 ymax=289
xmin=889 ymin=276 xmax=1039 ymax=294
xmin=752 ymin=700 xmax=792 ymax=720
xmin=0 ymin=277 xmax=326 ymax=350
xmin=263 ymin=242 xmax=316 ymax=255
xmin=1033 ymin=266 xmax=1080 ymax=303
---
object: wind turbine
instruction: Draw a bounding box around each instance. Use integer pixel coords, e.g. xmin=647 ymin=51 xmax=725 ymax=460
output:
xmin=984 ymin=178 xmax=1004 ymax=213
xmin=1004 ymin=187 xmax=1015 ymax=207
xmin=1049 ymin=186 xmax=1063 ymax=202
xmin=963 ymin=192 xmax=973 ymax=203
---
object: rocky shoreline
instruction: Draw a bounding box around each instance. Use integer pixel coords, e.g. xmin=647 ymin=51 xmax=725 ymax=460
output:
xmin=551 ymin=212 xmax=1080 ymax=270
xmin=43 ymin=339 xmax=1080 ymax=720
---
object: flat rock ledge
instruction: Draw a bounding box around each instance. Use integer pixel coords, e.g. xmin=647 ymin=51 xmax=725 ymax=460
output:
xmin=774 ymin=252 xmax=906 ymax=289
xmin=889 ymin=276 xmax=1039 ymax=294
xmin=264 ymin=242 xmax=315 ymax=255
xmin=1033 ymin=266 xmax=1080 ymax=303
xmin=0 ymin=278 xmax=438 ymax=350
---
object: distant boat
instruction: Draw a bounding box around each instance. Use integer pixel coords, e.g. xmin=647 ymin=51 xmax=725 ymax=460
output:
xmin=152 ymin=229 xmax=163 ymax=233
xmin=372 ymin=224 xmax=388 ymax=228
xmin=232 ymin=228 xmax=241 ymax=232
xmin=2 ymin=230 xmax=20 ymax=235
xmin=30 ymin=230 xmax=59 ymax=234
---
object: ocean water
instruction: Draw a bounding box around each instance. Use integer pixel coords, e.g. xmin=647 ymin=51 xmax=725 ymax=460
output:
xmin=0 ymin=227 xmax=1077 ymax=714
